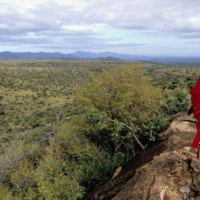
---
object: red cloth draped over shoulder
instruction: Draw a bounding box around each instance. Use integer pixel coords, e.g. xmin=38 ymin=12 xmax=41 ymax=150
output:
xmin=191 ymin=76 xmax=200 ymax=159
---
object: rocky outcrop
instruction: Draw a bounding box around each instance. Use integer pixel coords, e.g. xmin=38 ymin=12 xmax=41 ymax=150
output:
xmin=112 ymin=148 xmax=200 ymax=200
xmin=80 ymin=112 xmax=200 ymax=200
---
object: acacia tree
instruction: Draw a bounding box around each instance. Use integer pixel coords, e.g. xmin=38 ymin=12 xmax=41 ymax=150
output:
xmin=74 ymin=64 xmax=165 ymax=151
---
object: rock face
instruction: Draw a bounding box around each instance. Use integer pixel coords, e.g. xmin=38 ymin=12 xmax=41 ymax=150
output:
xmin=112 ymin=149 xmax=200 ymax=200
xmin=80 ymin=112 xmax=200 ymax=200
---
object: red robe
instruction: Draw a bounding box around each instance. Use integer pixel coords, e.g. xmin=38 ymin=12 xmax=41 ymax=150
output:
xmin=191 ymin=76 xmax=200 ymax=158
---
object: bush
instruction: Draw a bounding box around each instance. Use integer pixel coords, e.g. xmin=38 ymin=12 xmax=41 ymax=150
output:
xmin=26 ymin=147 xmax=86 ymax=200
xmin=135 ymin=111 xmax=174 ymax=148
xmin=36 ymin=111 xmax=45 ymax=117
xmin=9 ymin=160 xmax=35 ymax=198
xmin=77 ymin=151 xmax=126 ymax=195
xmin=74 ymin=64 xmax=166 ymax=155
xmin=0 ymin=110 xmax=5 ymax=115
xmin=158 ymin=86 xmax=191 ymax=115
xmin=0 ymin=184 xmax=15 ymax=200
xmin=30 ymin=120 xmax=42 ymax=128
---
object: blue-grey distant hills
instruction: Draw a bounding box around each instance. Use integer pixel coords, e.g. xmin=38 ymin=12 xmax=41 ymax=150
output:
xmin=0 ymin=51 xmax=77 ymax=59
xmin=0 ymin=51 xmax=155 ymax=60
xmin=0 ymin=51 xmax=200 ymax=65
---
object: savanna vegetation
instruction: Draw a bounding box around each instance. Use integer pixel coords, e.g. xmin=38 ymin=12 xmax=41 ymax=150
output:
xmin=0 ymin=58 xmax=198 ymax=199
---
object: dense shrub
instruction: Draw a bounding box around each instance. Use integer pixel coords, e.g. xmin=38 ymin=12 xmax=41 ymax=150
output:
xmin=30 ymin=120 xmax=42 ymax=128
xmin=77 ymin=151 xmax=126 ymax=195
xmin=74 ymin=64 xmax=165 ymax=154
xmin=26 ymin=155 xmax=86 ymax=200
xmin=0 ymin=110 xmax=5 ymax=115
xmin=158 ymin=86 xmax=190 ymax=115
xmin=0 ymin=184 xmax=15 ymax=200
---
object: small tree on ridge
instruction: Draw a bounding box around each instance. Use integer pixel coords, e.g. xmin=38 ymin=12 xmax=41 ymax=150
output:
xmin=74 ymin=64 xmax=165 ymax=151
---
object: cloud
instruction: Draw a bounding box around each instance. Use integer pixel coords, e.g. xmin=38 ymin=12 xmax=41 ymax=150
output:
xmin=0 ymin=0 xmax=200 ymax=54
xmin=79 ymin=0 xmax=200 ymax=37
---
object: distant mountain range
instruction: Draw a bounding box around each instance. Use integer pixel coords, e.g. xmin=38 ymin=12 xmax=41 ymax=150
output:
xmin=0 ymin=51 xmax=200 ymax=65
xmin=0 ymin=51 xmax=155 ymax=60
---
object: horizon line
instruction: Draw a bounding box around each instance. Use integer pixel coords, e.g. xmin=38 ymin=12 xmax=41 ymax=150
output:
xmin=0 ymin=51 xmax=199 ymax=58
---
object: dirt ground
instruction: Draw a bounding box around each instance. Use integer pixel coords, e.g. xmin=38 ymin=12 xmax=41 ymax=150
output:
xmin=79 ymin=112 xmax=200 ymax=200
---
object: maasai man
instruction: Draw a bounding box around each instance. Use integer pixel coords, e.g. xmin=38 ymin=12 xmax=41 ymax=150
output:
xmin=188 ymin=76 xmax=200 ymax=159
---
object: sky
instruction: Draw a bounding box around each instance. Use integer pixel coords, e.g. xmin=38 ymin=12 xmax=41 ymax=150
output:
xmin=1 ymin=0 xmax=200 ymax=56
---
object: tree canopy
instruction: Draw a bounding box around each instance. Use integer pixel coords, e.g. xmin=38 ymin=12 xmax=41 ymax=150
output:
xmin=74 ymin=64 xmax=165 ymax=150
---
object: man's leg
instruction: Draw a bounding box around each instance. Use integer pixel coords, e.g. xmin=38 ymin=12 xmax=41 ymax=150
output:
xmin=188 ymin=105 xmax=193 ymax=115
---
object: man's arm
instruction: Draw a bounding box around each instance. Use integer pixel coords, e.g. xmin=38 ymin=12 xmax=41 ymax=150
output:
xmin=188 ymin=105 xmax=193 ymax=115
